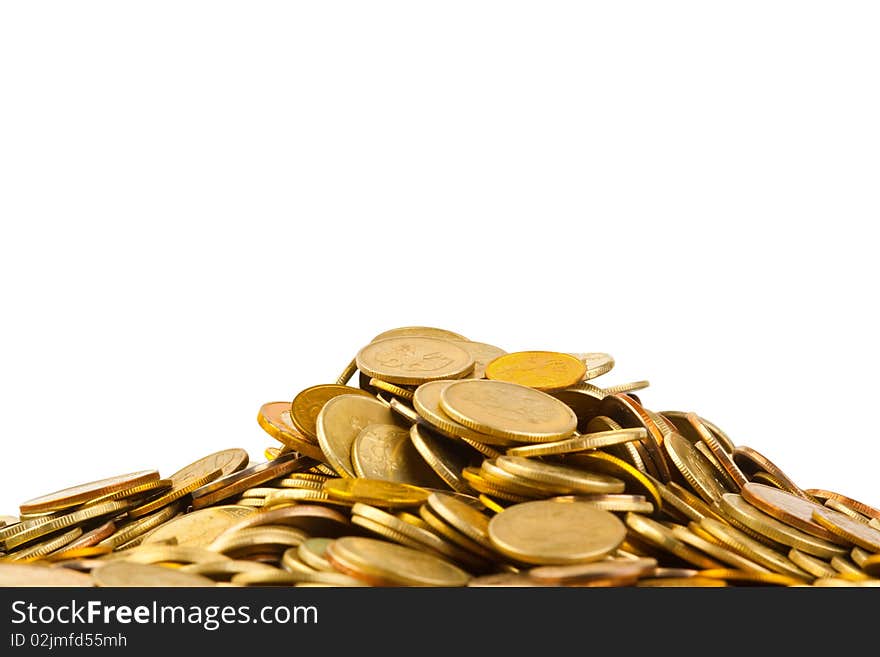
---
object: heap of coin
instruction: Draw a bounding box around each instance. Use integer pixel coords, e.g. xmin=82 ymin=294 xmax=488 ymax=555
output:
xmin=3 ymin=325 xmax=880 ymax=587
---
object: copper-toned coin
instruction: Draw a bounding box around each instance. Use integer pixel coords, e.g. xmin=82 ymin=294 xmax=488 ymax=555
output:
xmin=128 ymin=470 xmax=221 ymax=519
xmin=733 ymin=446 xmax=809 ymax=499
xmin=291 ymin=384 xmax=374 ymax=441
xmin=20 ymin=470 xmax=160 ymax=515
xmin=740 ymin=483 xmax=847 ymax=544
xmin=64 ymin=521 xmax=117 ymax=550
xmin=190 ymin=453 xmax=313 ymax=509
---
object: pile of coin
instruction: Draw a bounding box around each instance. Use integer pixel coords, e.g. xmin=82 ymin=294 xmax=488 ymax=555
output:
xmin=3 ymin=325 xmax=880 ymax=587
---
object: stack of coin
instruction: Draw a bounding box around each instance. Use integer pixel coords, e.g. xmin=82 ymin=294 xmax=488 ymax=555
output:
xmin=2 ymin=325 xmax=880 ymax=587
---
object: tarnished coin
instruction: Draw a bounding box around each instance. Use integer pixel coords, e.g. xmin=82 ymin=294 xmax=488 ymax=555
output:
xmin=327 ymin=536 xmax=470 ymax=587
xmin=408 ymin=424 xmax=479 ymax=494
xmin=439 ymin=379 xmax=577 ymax=443
xmin=414 ymin=380 xmax=511 ymax=445
xmin=142 ymin=506 xmax=253 ymax=548
xmin=168 ymin=449 xmax=250 ymax=486
xmin=488 ymin=500 xmax=625 ymax=565
xmin=0 ymin=563 xmax=94 ymax=587
xmin=495 ymin=455 xmax=625 ymax=495
xmin=741 ymin=483 xmax=846 ymax=544
xmin=350 ymin=423 xmax=445 ymax=488
xmin=323 ymin=478 xmax=430 ymax=508
xmin=484 ymin=351 xmax=587 ymax=393
xmin=316 ymin=394 xmax=401 ymax=478
xmin=92 ymin=561 xmax=215 ymax=587
xmin=20 ymin=470 xmax=160 ymax=515
xmin=451 ymin=341 xmax=507 ymax=380
xmin=291 ymin=385 xmax=374 ymax=441
xmin=356 ymin=337 xmax=475 ymax=385
xmin=371 ymin=326 xmax=469 ymax=342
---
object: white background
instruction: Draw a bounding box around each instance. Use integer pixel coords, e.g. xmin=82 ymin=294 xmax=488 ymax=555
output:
xmin=2 ymin=2 xmax=878 ymax=516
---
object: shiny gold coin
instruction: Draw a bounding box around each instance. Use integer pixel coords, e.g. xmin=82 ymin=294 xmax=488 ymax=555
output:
xmin=99 ymin=504 xmax=180 ymax=549
xmin=418 ymin=506 xmax=498 ymax=562
xmin=478 ymin=495 xmax=506 ymax=514
xmin=326 ymin=536 xmax=470 ymax=587
xmin=869 ymin=518 xmax=880 ymax=531
xmin=323 ymin=478 xmax=430 ymax=508
xmin=85 ymin=479 xmax=173 ymax=506
xmin=824 ymin=498 xmax=871 ymax=523
xmin=191 ymin=453 xmax=312 ymax=509
xmin=350 ymin=423 xmax=445 ymax=488
xmin=409 ymin=424 xmax=479 ymax=494
xmin=670 ymin=526 xmax=770 ymax=573
xmin=371 ymin=326 xmax=469 ymax=342
xmin=369 ymin=378 xmax=415 ymax=400
xmin=575 ymin=352 xmax=615 ymax=380
xmin=484 ymin=351 xmax=587 ymax=393
xmin=687 ymin=412 xmax=748 ymax=489
xmin=216 ymin=504 xmax=351 ymax=538
xmin=698 ymin=518 xmax=811 ymax=581
xmin=209 ymin=526 xmax=307 ymax=555
xmin=788 ymin=548 xmax=838 ymax=579
xmin=478 ymin=459 xmax=551 ymax=498
xmin=741 ymin=482 xmax=846 ymax=544
xmin=258 ymin=402 xmax=326 ymax=461
xmin=277 ymin=477 xmax=326 ymax=490
xmin=142 ymin=506 xmax=253 ymax=548
xmin=733 ymin=446 xmax=809 ymax=499
xmin=696 ymin=568 xmax=802 ymax=587
xmin=45 ymin=545 xmax=112 ymax=562
xmin=860 ymin=554 xmax=880 ymax=577
xmin=297 ymin=538 xmax=334 ymax=571
xmin=719 ymin=493 xmax=847 ymax=559
xmin=495 ymin=455 xmax=625 ymax=495
xmin=566 ymin=451 xmax=663 ymax=511
xmin=603 ymin=380 xmax=650 ymax=396
xmin=92 ymin=561 xmax=214 ymax=587
xmin=2 ymin=500 xmax=127 ymax=551
xmin=599 ymin=394 xmax=671 ymax=483
xmin=291 ymin=384 xmax=374 ymax=441
xmin=413 ymin=380 xmax=510 ymax=445
xmin=356 ymin=336 xmax=475 ymax=385
xmin=807 ymin=489 xmax=880 ymax=521
xmin=551 ymin=494 xmax=654 ymax=515
xmin=440 ymin=379 xmax=578 ymax=443
xmin=488 ymin=500 xmax=625 ymax=565
xmin=624 ymin=513 xmax=721 ymax=570
xmin=335 ymin=358 xmax=359 ymax=386
xmin=812 ymin=577 xmax=880 ymax=587
xmin=830 ymin=555 xmax=870 ymax=579
xmin=426 ymin=492 xmax=495 ymax=550
xmin=811 ymin=506 xmax=880 ymax=552
xmin=505 ymin=428 xmax=646 ymax=458
xmin=694 ymin=442 xmax=741 ymax=492
xmin=262 ymin=489 xmax=345 ymax=507
xmin=6 ymin=527 xmax=83 ymax=561
xmin=663 ymin=432 xmax=729 ymax=504
xmin=459 ymin=437 xmax=505 ymax=458
xmin=317 ymin=394 xmax=401 ymax=477
xmin=451 ymin=341 xmax=507 ymax=380
xmin=461 ymin=468 xmax=530 ymax=503
xmin=168 ymin=448 xmax=250 ymax=486
xmin=0 ymin=563 xmax=94 ymax=586
xmin=20 ymin=470 xmax=160 ymax=515
xmin=128 ymin=470 xmax=221 ymax=519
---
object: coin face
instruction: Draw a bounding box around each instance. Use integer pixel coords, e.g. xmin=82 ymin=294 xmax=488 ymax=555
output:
xmin=19 ymin=470 xmax=160 ymax=515
xmin=741 ymin=483 xmax=846 ymax=544
xmin=351 ymin=423 xmax=446 ymax=488
xmin=356 ymin=337 xmax=475 ymax=385
xmin=316 ymin=394 xmax=400 ymax=477
xmin=168 ymin=449 xmax=249 ymax=486
xmin=92 ymin=561 xmax=215 ymax=587
xmin=291 ymin=385 xmax=374 ymax=440
xmin=663 ymin=432 xmax=729 ymax=504
xmin=485 ymin=351 xmax=586 ymax=392
xmin=142 ymin=506 xmax=253 ymax=548
xmin=439 ymin=379 xmax=577 ymax=443
xmin=488 ymin=500 xmax=625 ymax=565
xmin=451 ymin=341 xmax=507 ymax=379
xmin=413 ymin=380 xmax=509 ymax=444
xmin=327 ymin=536 xmax=470 ymax=587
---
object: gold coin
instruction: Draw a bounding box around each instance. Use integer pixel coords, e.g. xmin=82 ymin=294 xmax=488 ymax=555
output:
xmin=216 ymin=504 xmax=351 ymax=539
xmin=663 ymin=432 xmax=729 ymax=504
xmin=210 ymin=526 xmax=308 ymax=556
xmin=128 ymin=469 xmax=221 ymax=519
xmin=477 ymin=495 xmax=506 ymax=514
xmin=603 ymin=380 xmax=651 ymax=395
xmin=811 ymin=506 xmax=880 ymax=552
xmin=369 ymin=378 xmax=415 ymax=400
xmin=624 ymin=513 xmax=722 ymax=570
xmin=180 ymin=560 xmax=278 ymax=580
xmin=566 ymin=451 xmax=663 ymax=510
xmin=466 ymin=572 xmax=546 ymax=587
xmin=326 ymin=536 xmax=470 ymax=587
xmin=451 ymin=341 xmax=507 ymax=379
xmin=733 ymin=446 xmax=809 ymax=499
xmin=830 ymin=555 xmax=870 ymax=580
xmin=371 ymin=326 xmax=469 ymax=342
xmin=741 ymin=482 xmax=846 ymax=544
xmin=693 ymin=442 xmax=741 ymax=492
xmin=806 ymin=489 xmax=880 ymax=521
xmin=861 ymin=554 xmax=880 ymax=577
xmin=2 ymin=500 xmax=127 ymax=551
xmin=599 ymin=394 xmax=671 ymax=483
xmin=356 ymin=336 xmax=475 ymax=385
xmin=686 ymin=412 xmax=748 ymax=489
xmin=297 ymin=538 xmax=334 ymax=571
xmin=85 ymin=479 xmax=173 ymax=506
xmin=63 ymin=521 xmax=117 ymax=550
xmin=551 ymin=494 xmax=654 ymax=515
xmin=669 ymin=525 xmax=770 ymax=573
xmin=413 ymin=380 xmax=510 ymax=445
xmin=0 ymin=563 xmax=94 ymax=586
xmin=258 ymin=403 xmax=326 ymax=461
xmin=495 ymin=455 xmax=625 ymax=495
xmin=316 ymin=394 xmax=401 ymax=477
xmin=719 ymin=493 xmax=847 ymax=559
xmin=350 ymin=423 xmax=445 ymax=488
xmin=191 ymin=453 xmax=314 ymax=510
xmin=504 ymin=428 xmax=647 ymax=458
xmin=529 ymin=557 xmax=656 ymax=585
xmin=46 ymin=545 xmax=112 ymax=562
xmin=409 ymin=424 xmax=479 ymax=494
xmin=426 ymin=492 xmax=495 ymax=551
xmin=484 ymin=351 xmax=587 ymax=393
xmin=439 ymin=379 xmax=578 ymax=443
xmin=461 ymin=468 xmax=530 ymax=503
xmin=168 ymin=448 xmax=250 ymax=486
xmin=698 ymin=518 xmax=811 ymax=581
xmin=576 ymin=352 xmax=615 ymax=380
xmin=824 ymin=498 xmax=871 ymax=523
xmin=92 ymin=561 xmax=215 ymax=587
xmin=636 ymin=576 xmax=727 ymax=587
xmin=99 ymin=504 xmax=180 ymax=549
xmin=488 ymin=500 xmax=625 ymax=565
xmin=277 ymin=477 xmax=326 ymax=490
xmin=142 ymin=506 xmax=253 ymax=548
xmin=323 ymin=478 xmax=430 ymax=508
xmin=6 ymin=527 xmax=83 ymax=562
xmin=20 ymin=470 xmax=160 ymax=515
xmin=551 ymin=389 xmax=606 ymax=430
xmin=478 ymin=459 xmax=549 ymax=498
xmin=109 ymin=544 xmax=229 ymax=565
xmin=418 ymin=506 xmax=498 ymax=562
xmin=787 ymin=548 xmax=838 ymax=579
xmin=335 ymin=358 xmax=359 ymax=386
xmin=291 ymin=384 xmax=374 ymax=440
xmin=696 ymin=568 xmax=802 ymax=587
